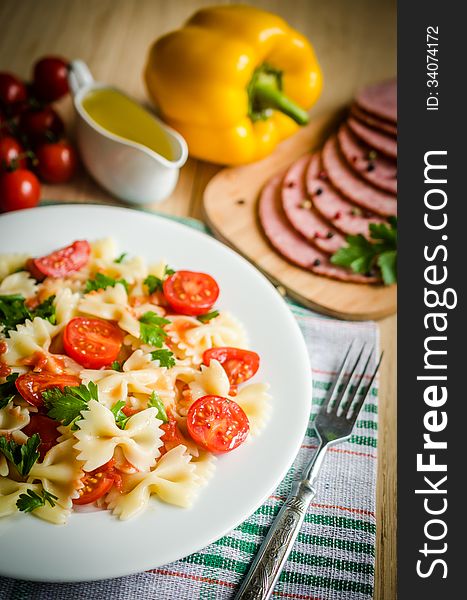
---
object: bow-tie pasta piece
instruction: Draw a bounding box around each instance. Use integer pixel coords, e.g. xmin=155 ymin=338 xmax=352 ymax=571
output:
xmin=53 ymin=288 xmax=80 ymax=332
xmin=0 ymin=404 xmax=30 ymax=437
xmin=106 ymin=445 xmax=198 ymax=520
xmin=234 ymin=383 xmax=271 ymax=437
xmin=4 ymin=317 xmax=56 ymax=366
xmin=0 ymin=479 xmax=42 ymax=518
xmin=0 ymin=254 xmax=30 ymax=282
xmin=74 ymin=401 xmax=163 ymax=472
xmin=0 ymin=271 xmax=38 ymax=298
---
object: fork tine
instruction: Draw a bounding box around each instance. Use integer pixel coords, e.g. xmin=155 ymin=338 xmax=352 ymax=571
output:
xmin=320 ymin=342 xmax=354 ymax=414
xmin=332 ymin=344 xmax=366 ymax=415
xmin=347 ymin=351 xmax=384 ymax=424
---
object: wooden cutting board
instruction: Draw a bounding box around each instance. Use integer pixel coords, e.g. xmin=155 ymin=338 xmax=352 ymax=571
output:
xmin=202 ymin=111 xmax=397 ymax=321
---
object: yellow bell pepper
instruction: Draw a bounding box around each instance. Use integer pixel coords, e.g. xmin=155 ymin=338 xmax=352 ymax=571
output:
xmin=144 ymin=5 xmax=323 ymax=165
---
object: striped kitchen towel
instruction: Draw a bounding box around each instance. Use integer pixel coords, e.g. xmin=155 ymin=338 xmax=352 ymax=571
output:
xmin=0 ymin=213 xmax=379 ymax=600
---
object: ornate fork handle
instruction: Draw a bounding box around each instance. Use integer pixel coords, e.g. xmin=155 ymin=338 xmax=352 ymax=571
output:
xmin=234 ymin=479 xmax=316 ymax=600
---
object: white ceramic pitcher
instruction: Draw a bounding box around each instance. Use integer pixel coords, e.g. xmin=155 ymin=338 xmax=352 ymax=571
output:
xmin=68 ymin=60 xmax=188 ymax=204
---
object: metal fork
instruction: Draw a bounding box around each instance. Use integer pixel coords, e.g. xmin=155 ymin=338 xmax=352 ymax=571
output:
xmin=234 ymin=344 xmax=383 ymax=600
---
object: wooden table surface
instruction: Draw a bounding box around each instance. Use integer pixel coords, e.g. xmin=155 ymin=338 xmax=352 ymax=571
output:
xmin=0 ymin=1 xmax=397 ymax=597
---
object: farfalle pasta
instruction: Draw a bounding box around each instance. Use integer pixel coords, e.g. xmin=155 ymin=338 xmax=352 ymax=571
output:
xmin=0 ymin=238 xmax=270 ymax=524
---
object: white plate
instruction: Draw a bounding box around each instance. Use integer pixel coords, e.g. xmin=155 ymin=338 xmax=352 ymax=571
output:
xmin=0 ymin=205 xmax=312 ymax=582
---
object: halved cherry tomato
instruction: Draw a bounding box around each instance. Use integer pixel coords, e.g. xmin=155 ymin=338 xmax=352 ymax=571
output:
xmin=16 ymin=372 xmax=80 ymax=409
xmin=22 ymin=414 xmax=60 ymax=459
xmin=186 ymin=395 xmax=249 ymax=453
xmin=160 ymin=411 xmax=188 ymax=454
xmin=73 ymin=460 xmax=122 ymax=505
xmin=163 ymin=270 xmax=219 ymax=316
xmin=63 ymin=317 xmax=124 ymax=369
xmin=28 ymin=240 xmax=90 ymax=279
xmin=203 ymin=347 xmax=260 ymax=392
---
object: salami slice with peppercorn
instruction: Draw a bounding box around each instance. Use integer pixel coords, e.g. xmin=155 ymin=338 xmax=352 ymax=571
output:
xmin=281 ymin=154 xmax=345 ymax=254
xmin=355 ymin=78 xmax=397 ymax=123
xmin=259 ymin=174 xmax=379 ymax=283
xmin=347 ymin=117 xmax=397 ymax=160
xmin=350 ymin=103 xmax=397 ymax=136
xmin=337 ymin=124 xmax=397 ymax=194
xmin=322 ymin=136 xmax=397 ymax=217
xmin=306 ymin=152 xmax=386 ymax=237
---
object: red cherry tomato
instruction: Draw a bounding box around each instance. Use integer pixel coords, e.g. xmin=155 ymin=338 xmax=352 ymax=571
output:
xmin=0 ymin=73 xmax=27 ymax=106
xmin=16 ymin=372 xmax=81 ymax=409
xmin=186 ymin=395 xmax=249 ymax=453
xmin=0 ymin=169 xmax=40 ymax=212
xmin=163 ymin=271 xmax=219 ymax=316
xmin=28 ymin=240 xmax=91 ymax=279
xmin=19 ymin=106 xmax=64 ymax=145
xmin=203 ymin=347 xmax=260 ymax=392
xmin=32 ymin=56 xmax=69 ymax=102
xmin=63 ymin=317 xmax=124 ymax=369
xmin=0 ymin=136 xmax=27 ymax=170
xmin=35 ymin=140 xmax=77 ymax=183
xmin=22 ymin=414 xmax=60 ymax=459
xmin=73 ymin=460 xmax=122 ymax=505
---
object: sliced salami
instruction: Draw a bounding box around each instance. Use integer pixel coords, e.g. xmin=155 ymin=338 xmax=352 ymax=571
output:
xmin=306 ymin=153 xmax=386 ymax=237
xmin=337 ymin=124 xmax=397 ymax=194
xmin=258 ymin=174 xmax=378 ymax=283
xmin=281 ymin=154 xmax=344 ymax=254
xmin=355 ymin=79 xmax=397 ymax=123
xmin=347 ymin=117 xmax=397 ymax=159
xmin=350 ymin=103 xmax=397 ymax=136
xmin=322 ymin=136 xmax=397 ymax=217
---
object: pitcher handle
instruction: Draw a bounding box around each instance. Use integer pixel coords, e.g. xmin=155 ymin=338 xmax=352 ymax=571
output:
xmin=68 ymin=60 xmax=94 ymax=97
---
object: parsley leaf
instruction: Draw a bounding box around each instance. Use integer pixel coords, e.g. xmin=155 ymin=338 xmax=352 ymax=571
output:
xmin=197 ymin=310 xmax=219 ymax=323
xmin=17 ymin=489 xmax=58 ymax=513
xmin=0 ymin=373 xmax=19 ymax=409
xmin=144 ymin=266 xmax=175 ymax=294
xmin=147 ymin=392 xmax=168 ymax=423
xmin=139 ymin=312 xmax=171 ymax=348
xmin=150 ymin=349 xmax=175 ymax=368
xmin=85 ymin=273 xmax=129 ymax=293
xmin=330 ymin=217 xmax=397 ymax=284
xmin=114 ymin=253 xmax=127 ymax=264
xmin=111 ymin=400 xmax=130 ymax=430
xmin=33 ymin=295 xmax=56 ymax=325
xmin=0 ymin=433 xmax=41 ymax=476
xmin=0 ymin=294 xmax=31 ymax=333
xmin=110 ymin=360 xmax=123 ymax=371
xmin=42 ymin=382 xmax=98 ymax=428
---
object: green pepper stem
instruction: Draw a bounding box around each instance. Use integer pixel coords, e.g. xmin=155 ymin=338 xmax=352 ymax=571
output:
xmin=249 ymin=68 xmax=309 ymax=126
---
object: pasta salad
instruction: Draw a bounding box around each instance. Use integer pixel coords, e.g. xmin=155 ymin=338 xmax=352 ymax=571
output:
xmin=0 ymin=238 xmax=270 ymax=524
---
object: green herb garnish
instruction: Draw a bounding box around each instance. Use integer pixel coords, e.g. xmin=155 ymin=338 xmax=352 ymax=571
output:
xmin=143 ymin=266 xmax=175 ymax=294
xmin=331 ymin=217 xmax=397 ymax=284
xmin=111 ymin=400 xmax=130 ymax=430
xmin=139 ymin=312 xmax=171 ymax=348
xmin=17 ymin=489 xmax=58 ymax=513
xmin=110 ymin=360 xmax=123 ymax=371
xmin=114 ymin=253 xmax=127 ymax=264
xmin=0 ymin=373 xmax=19 ymax=409
xmin=150 ymin=349 xmax=175 ymax=368
xmin=0 ymin=433 xmax=41 ymax=476
xmin=147 ymin=391 xmax=168 ymax=423
xmin=85 ymin=273 xmax=129 ymax=293
xmin=42 ymin=382 xmax=98 ymax=429
xmin=33 ymin=295 xmax=56 ymax=325
xmin=197 ymin=310 xmax=219 ymax=323
xmin=0 ymin=294 xmax=31 ymax=333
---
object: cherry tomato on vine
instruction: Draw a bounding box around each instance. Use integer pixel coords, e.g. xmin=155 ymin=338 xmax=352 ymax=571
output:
xmin=33 ymin=56 xmax=70 ymax=102
xmin=0 ymin=72 xmax=27 ymax=106
xmin=35 ymin=140 xmax=77 ymax=183
xmin=0 ymin=136 xmax=27 ymax=170
xmin=0 ymin=169 xmax=40 ymax=212
xmin=19 ymin=106 xmax=64 ymax=144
